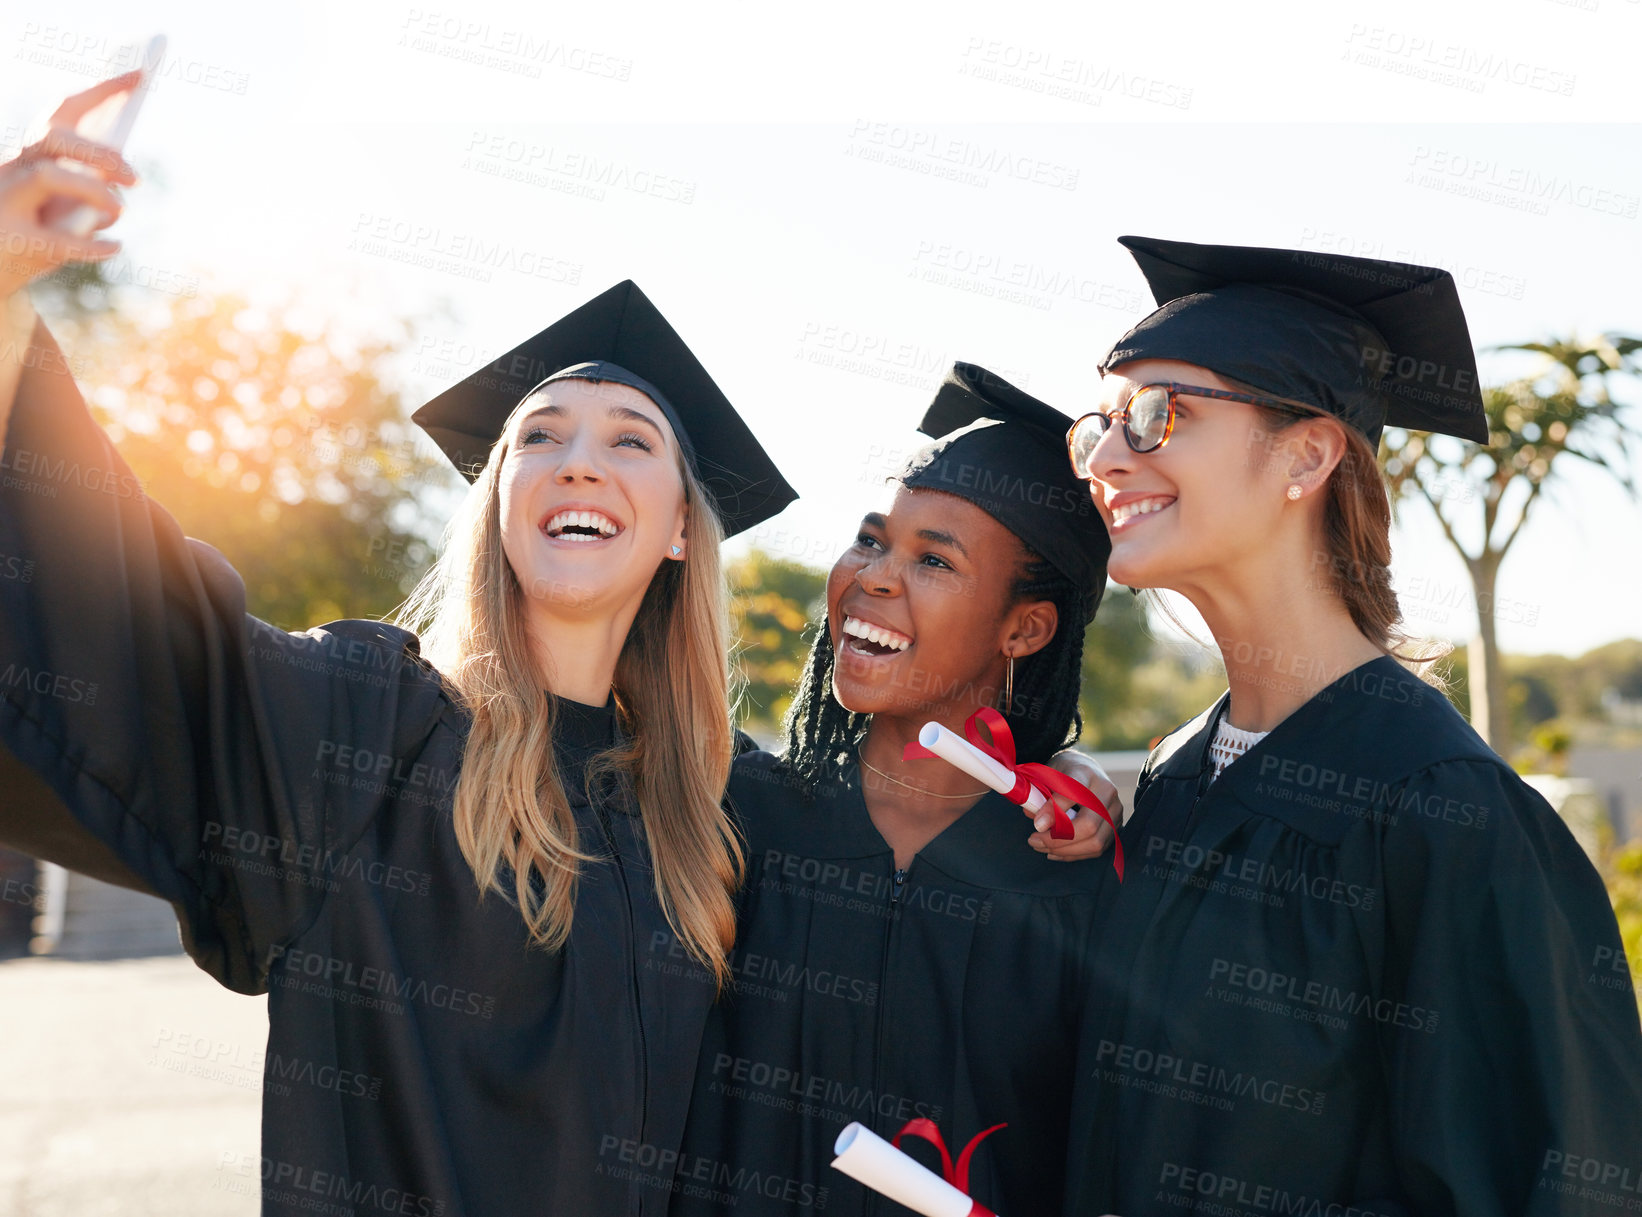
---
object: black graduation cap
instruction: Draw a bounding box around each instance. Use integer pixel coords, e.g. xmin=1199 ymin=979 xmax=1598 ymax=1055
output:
xmin=412 ymin=280 xmax=798 ymax=538
xmin=1099 ymin=235 xmax=1489 ymax=446
xmin=900 ymin=363 xmax=1111 ymax=623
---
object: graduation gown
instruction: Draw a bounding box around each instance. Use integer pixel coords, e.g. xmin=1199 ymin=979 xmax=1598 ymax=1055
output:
xmin=669 ymin=750 xmax=1109 ymax=1217
xmin=1068 ymin=657 xmax=1642 ymax=1217
xmin=0 ymin=319 xmax=715 ymax=1216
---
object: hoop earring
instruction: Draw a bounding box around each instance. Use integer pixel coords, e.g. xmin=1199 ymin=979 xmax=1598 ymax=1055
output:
xmin=1003 ymin=654 xmax=1015 ymax=713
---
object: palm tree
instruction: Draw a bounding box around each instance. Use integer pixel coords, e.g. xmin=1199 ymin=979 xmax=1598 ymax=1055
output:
xmin=1381 ymin=334 xmax=1641 ymax=756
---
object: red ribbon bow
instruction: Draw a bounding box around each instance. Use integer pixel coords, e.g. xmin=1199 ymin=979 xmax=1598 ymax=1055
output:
xmin=904 ymin=706 xmax=1124 ymax=880
xmin=891 ymin=1118 xmax=1007 ymax=1217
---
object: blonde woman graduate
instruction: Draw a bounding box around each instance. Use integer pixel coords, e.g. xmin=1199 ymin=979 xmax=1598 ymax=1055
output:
xmin=0 ymin=75 xmax=795 ymax=1217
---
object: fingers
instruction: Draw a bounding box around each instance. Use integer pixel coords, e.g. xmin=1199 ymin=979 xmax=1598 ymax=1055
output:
xmin=2 ymin=220 xmax=122 ymax=261
xmin=11 ymin=160 xmax=126 ymax=220
xmin=0 ymin=223 xmax=121 ymax=294
xmin=13 ymin=126 xmax=137 ymax=185
xmin=47 ymin=70 xmax=143 ymax=129
xmin=1026 ymin=798 xmax=1114 ymax=861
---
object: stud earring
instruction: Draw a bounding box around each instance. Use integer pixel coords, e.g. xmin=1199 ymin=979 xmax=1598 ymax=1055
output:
xmin=1285 ymin=484 xmax=1303 ymax=501
xmin=671 ymin=545 xmax=683 ymax=556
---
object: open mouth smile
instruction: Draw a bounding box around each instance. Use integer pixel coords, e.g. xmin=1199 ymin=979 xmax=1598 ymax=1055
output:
xmin=541 ymin=509 xmax=624 ymax=544
xmin=839 ymin=614 xmax=914 ymax=659
xmin=1109 ymin=495 xmax=1175 ymax=533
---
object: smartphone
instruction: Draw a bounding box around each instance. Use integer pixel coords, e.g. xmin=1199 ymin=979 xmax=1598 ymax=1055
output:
xmin=47 ymin=34 xmax=167 ymax=237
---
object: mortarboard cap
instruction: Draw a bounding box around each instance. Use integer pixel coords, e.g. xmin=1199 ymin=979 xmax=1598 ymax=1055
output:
xmin=412 ymin=280 xmax=798 ymax=538
xmin=900 ymin=363 xmax=1111 ymax=623
xmin=1099 ymin=235 xmax=1488 ymax=446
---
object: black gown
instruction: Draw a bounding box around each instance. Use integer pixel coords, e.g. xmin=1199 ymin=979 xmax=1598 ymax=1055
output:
xmin=0 ymin=320 xmax=716 ymax=1216
xmin=668 ymin=749 xmax=1110 ymax=1217
xmin=1068 ymin=657 xmax=1642 ymax=1217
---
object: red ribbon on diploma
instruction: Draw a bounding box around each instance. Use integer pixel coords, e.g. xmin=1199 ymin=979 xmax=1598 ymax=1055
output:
xmin=891 ymin=1118 xmax=1007 ymax=1217
xmin=904 ymin=706 xmax=1124 ymax=880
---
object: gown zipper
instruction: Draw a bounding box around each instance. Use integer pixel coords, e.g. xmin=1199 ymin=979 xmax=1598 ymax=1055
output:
xmin=864 ymin=866 xmax=908 ymax=1217
xmin=593 ymin=796 xmax=650 ymax=1213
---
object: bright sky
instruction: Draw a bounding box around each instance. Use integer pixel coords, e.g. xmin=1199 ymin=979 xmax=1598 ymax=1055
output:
xmin=4 ymin=0 xmax=1640 ymax=659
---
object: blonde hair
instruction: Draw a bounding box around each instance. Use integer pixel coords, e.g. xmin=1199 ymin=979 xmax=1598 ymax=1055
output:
xmin=395 ymin=417 xmax=743 ymax=988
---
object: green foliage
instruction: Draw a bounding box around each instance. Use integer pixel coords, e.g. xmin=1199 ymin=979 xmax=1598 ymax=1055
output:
xmin=1383 ymin=332 xmax=1642 ymax=540
xmin=728 ymin=549 xmax=826 ymax=733
xmin=1601 ymin=841 xmax=1642 ymax=1020
xmin=1078 ymin=588 xmax=1222 ymax=749
xmin=38 ymin=284 xmax=453 ymax=631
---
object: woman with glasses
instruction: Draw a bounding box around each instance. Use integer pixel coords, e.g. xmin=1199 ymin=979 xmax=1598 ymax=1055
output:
xmin=1061 ymin=236 xmax=1642 ymax=1215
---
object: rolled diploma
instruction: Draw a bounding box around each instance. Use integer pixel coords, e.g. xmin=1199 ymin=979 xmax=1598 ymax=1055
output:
xmin=917 ymin=721 xmax=1068 ymax=819
xmin=832 ymin=1123 xmax=989 ymax=1217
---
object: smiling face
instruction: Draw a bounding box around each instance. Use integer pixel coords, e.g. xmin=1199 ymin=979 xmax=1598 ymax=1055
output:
xmin=824 ymin=484 xmax=1057 ymax=720
xmin=1080 ymin=359 xmax=1302 ymax=594
xmin=497 ymin=377 xmax=687 ymax=622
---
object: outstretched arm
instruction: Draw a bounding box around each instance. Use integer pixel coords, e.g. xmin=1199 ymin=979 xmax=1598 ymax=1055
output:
xmin=0 ymin=73 xmax=448 ymax=993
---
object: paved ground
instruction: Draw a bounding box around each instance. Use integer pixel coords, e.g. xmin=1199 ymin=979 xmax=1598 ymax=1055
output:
xmin=0 ymin=956 xmax=265 ymax=1216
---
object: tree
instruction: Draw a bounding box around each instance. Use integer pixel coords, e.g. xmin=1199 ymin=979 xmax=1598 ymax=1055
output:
xmin=727 ymin=549 xmax=826 ymax=736
xmin=1382 ymin=334 xmax=1642 ymax=755
xmin=34 ymin=268 xmax=454 ymax=630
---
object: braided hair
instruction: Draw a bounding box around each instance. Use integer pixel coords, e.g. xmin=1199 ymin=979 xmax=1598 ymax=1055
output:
xmin=777 ymin=543 xmax=1100 ymax=797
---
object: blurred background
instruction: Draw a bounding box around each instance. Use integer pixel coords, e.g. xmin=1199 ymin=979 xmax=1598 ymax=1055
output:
xmin=2 ymin=0 xmax=1640 ymax=1212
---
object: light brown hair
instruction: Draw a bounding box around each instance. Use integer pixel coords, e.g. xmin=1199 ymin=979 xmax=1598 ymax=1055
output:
xmin=1248 ymin=398 xmax=1446 ymax=673
xmin=396 ymin=418 xmax=742 ymax=987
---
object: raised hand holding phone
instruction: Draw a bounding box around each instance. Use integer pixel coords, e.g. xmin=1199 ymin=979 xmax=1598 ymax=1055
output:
xmin=0 ymin=71 xmax=145 ymax=300
xmin=44 ymin=35 xmax=164 ymax=237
